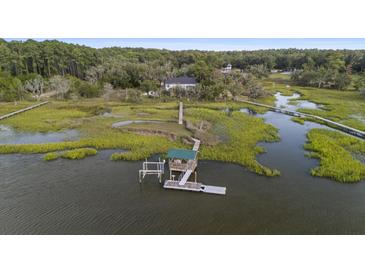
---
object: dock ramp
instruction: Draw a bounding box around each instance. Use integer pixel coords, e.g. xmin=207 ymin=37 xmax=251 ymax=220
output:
xmin=178 ymin=169 xmax=192 ymax=185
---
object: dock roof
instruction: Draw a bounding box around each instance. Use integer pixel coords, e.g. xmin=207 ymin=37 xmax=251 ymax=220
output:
xmin=167 ymin=149 xmax=197 ymax=160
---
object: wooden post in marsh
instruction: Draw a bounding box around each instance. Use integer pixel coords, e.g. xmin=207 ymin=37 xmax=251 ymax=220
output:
xmin=178 ymin=101 xmax=183 ymax=125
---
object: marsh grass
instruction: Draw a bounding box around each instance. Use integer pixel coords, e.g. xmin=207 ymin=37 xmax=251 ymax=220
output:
xmin=0 ymin=99 xmax=282 ymax=177
xmin=60 ymin=148 xmax=97 ymax=159
xmin=291 ymin=117 xmax=305 ymax=125
xmin=304 ymin=128 xmax=365 ymax=182
xmin=0 ymin=129 xmax=184 ymax=163
xmin=1 ymin=102 xmax=89 ymax=132
xmin=43 ymin=152 xmax=59 ymax=161
xmin=264 ymin=75 xmax=365 ymax=131
xmin=186 ymin=101 xmax=270 ymax=114
xmin=184 ymin=108 xmax=280 ymax=176
xmin=0 ymin=101 xmax=35 ymax=116
xmin=43 ymin=148 xmax=97 ymax=161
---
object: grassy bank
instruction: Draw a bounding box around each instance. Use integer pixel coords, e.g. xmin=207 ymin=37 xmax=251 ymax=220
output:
xmin=304 ymin=128 xmax=365 ymax=183
xmin=0 ymin=130 xmax=183 ymax=160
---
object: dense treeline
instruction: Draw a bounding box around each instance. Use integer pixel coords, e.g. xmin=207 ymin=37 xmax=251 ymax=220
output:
xmin=1 ymin=39 xmax=365 ymax=101
xmin=3 ymin=39 xmax=365 ymax=78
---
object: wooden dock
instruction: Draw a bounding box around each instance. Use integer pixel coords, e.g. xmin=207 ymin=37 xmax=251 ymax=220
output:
xmin=236 ymin=98 xmax=365 ymax=139
xmin=0 ymin=101 xmax=49 ymax=121
xmin=163 ymin=137 xmax=226 ymax=195
xmin=139 ymin=105 xmax=226 ymax=196
xmin=164 ymin=180 xmax=226 ymax=195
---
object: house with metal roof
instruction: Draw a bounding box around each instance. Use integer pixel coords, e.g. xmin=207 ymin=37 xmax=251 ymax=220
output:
xmin=164 ymin=76 xmax=197 ymax=91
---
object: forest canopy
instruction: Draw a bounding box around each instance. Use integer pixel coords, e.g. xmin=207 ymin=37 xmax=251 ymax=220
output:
xmin=1 ymin=39 xmax=365 ymax=101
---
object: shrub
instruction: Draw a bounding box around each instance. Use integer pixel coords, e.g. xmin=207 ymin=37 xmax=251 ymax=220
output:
xmin=43 ymin=152 xmax=59 ymax=161
xmin=60 ymin=148 xmax=97 ymax=160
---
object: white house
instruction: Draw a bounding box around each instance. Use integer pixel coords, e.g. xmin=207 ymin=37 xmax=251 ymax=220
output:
xmin=164 ymin=76 xmax=197 ymax=91
xmin=221 ymin=63 xmax=232 ymax=74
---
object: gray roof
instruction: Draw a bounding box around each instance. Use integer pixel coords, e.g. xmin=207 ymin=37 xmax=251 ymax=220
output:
xmin=165 ymin=76 xmax=197 ymax=85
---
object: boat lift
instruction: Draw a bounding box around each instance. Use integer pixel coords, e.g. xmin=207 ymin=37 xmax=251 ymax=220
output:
xmin=139 ymin=158 xmax=165 ymax=183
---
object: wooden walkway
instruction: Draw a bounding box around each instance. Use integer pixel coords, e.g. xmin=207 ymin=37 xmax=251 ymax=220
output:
xmin=178 ymin=138 xmax=200 ymax=186
xmin=0 ymin=101 xmax=49 ymax=121
xmin=191 ymin=138 xmax=201 ymax=151
xmin=236 ymin=98 xmax=365 ymax=139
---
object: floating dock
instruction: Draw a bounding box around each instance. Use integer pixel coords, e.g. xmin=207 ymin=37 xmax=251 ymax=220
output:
xmin=164 ymin=180 xmax=226 ymax=195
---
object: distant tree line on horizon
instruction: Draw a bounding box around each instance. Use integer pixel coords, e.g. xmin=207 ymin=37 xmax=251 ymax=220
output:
xmin=1 ymin=39 xmax=365 ymax=101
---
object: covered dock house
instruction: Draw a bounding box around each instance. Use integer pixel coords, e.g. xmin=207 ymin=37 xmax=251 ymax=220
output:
xmin=163 ymin=141 xmax=226 ymax=195
xmin=138 ymin=138 xmax=226 ymax=195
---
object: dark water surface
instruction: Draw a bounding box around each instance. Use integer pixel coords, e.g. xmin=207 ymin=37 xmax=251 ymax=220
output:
xmin=0 ymin=94 xmax=365 ymax=234
xmin=0 ymin=125 xmax=79 ymax=144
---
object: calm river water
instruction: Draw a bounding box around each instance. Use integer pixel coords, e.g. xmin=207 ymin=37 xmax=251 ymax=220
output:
xmin=0 ymin=94 xmax=364 ymax=234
